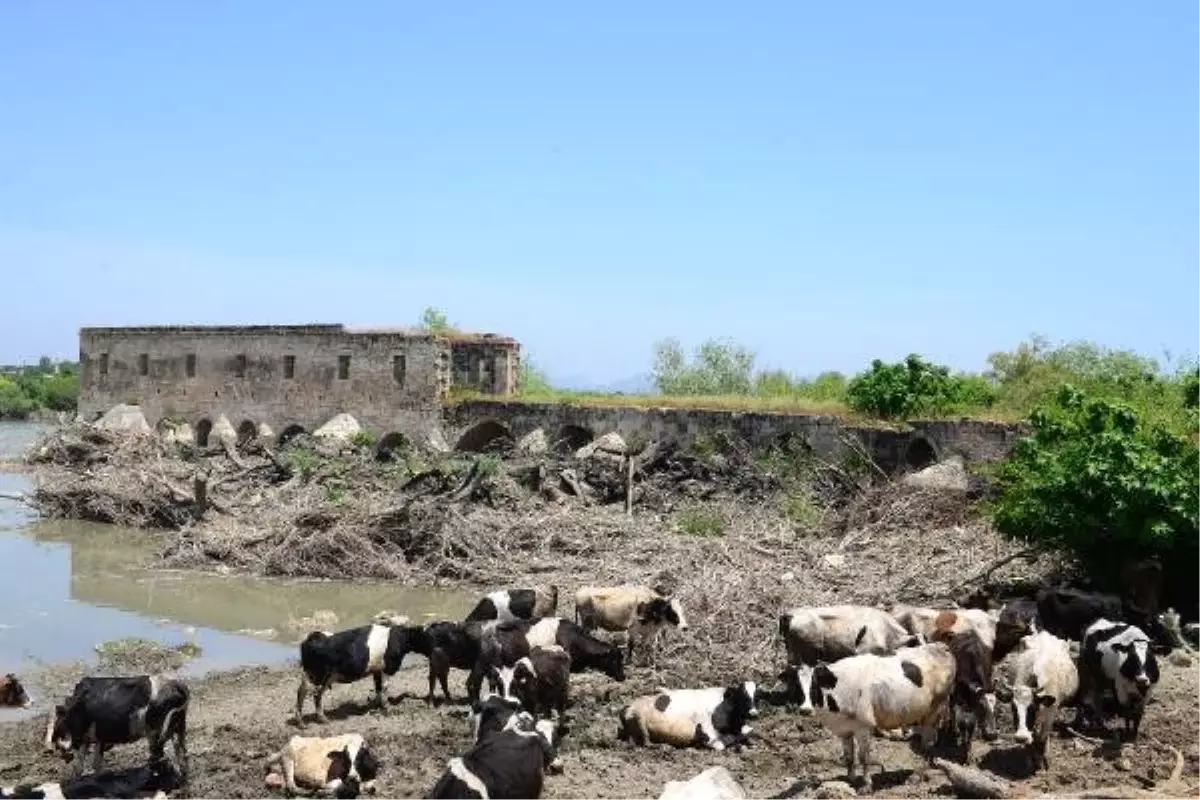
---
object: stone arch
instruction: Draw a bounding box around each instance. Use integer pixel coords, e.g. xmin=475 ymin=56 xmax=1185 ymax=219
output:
xmin=236 ymin=420 xmax=258 ymax=446
xmin=195 ymin=419 xmax=213 ymax=448
xmin=554 ymin=424 xmax=594 ymax=454
xmin=278 ymin=424 xmax=307 ymax=446
xmin=455 ymin=420 xmax=515 ymax=453
xmin=904 ymin=435 xmax=938 ymax=471
xmin=375 ymin=431 xmax=410 ymax=462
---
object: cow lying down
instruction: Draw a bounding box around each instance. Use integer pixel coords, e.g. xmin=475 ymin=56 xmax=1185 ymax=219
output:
xmin=0 ymin=674 xmax=31 ymax=709
xmin=427 ymin=710 xmax=566 ymax=799
xmin=791 ymin=642 xmax=956 ymax=781
xmin=617 ymin=681 xmax=759 ymax=751
xmin=264 ymin=733 xmax=380 ymax=798
xmin=0 ymin=760 xmax=181 ymax=799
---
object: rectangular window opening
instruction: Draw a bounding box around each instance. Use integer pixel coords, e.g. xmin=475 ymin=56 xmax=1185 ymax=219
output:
xmin=393 ymin=354 xmax=406 ymax=385
xmin=338 ymin=355 xmax=350 ymax=380
xmin=185 ymin=354 xmax=196 ymax=378
xmin=235 ymin=354 xmax=247 ymax=378
xmin=138 ymin=353 xmax=149 ymax=376
xmin=99 ymin=353 xmax=109 ymax=376
xmin=283 ymin=355 xmax=296 ymax=379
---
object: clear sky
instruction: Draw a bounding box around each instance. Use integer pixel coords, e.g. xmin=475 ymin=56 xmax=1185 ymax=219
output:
xmin=1 ymin=3 xmax=1196 ymax=386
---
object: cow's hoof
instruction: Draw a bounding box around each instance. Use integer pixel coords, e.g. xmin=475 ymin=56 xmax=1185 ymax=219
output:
xmin=315 ymin=715 xmax=329 ymax=725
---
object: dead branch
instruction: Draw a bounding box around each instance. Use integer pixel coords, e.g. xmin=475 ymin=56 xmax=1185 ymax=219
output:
xmin=950 ymin=546 xmax=1041 ymax=593
xmin=932 ymin=757 xmax=1011 ymax=799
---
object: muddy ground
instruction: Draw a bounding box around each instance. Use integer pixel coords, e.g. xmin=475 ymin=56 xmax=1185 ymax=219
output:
xmin=0 ymin=647 xmax=1196 ymax=799
xmin=4 ymin=425 xmax=1198 ymax=798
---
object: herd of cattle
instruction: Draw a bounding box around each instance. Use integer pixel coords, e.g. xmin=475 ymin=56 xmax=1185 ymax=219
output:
xmin=0 ymin=582 xmax=1181 ymax=799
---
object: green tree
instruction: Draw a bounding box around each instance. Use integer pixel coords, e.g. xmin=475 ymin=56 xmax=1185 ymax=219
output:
xmin=990 ymin=385 xmax=1198 ymax=604
xmin=419 ymin=307 xmax=454 ymax=333
xmin=652 ymin=337 xmax=755 ymax=395
xmin=846 ymin=354 xmax=991 ymax=419
xmin=517 ymin=356 xmax=554 ymax=395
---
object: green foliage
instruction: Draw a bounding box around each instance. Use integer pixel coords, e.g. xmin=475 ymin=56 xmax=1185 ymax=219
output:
xmin=676 ymin=508 xmax=726 ymax=538
xmin=284 ymin=446 xmax=322 ymax=478
xmin=349 ymin=429 xmax=377 ymax=449
xmin=325 ymin=485 xmax=347 ymax=504
xmin=653 ymin=337 xmax=755 ymax=395
xmin=783 ymin=491 xmax=822 ymax=530
xmin=0 ymin=377 xmax=37 ymax=418
xmin=0 ymin=360 xmax=79 ymax=417
xmin=517 ymin=356 xmax=554 ymax=395
xmin=475 ymin=454 xmax=502 ymax=478
xmin=989 ymin=385 xmax=1199 ymax=592
xmin=846 ymin=354 xmax=995 ymax=419
xmin=419 ymin=307 xmax=455 ymax=333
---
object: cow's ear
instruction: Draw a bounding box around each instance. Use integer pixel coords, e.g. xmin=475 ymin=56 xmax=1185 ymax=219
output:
xmin=635 ymin=602 xmax=646 ymax=616
xmin=1037 ymin=695 xmax=1056 ymax=708
xmin=54 ymin=704 xmax=66 ymax=716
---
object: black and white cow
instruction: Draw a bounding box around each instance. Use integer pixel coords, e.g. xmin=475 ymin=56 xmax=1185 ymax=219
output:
xmin=617 ymin=682 xmax=759 ymax=751
xmin=1 ymin=760 xmax=182 ymax=799
xmin=464 ymin=586 xmax=559 ymax=624
xmin=295 ymin=621 xmax=427 ymax=723
xmin=426 ymin=711 xmax=566 ymax=799
xmin=930 ymin=628 xmax=998 ymax=760
xmin=488 ymin=645 xmax=572 ymax=719
xmin=44 ymin=676 xmax=189 ymax=782
xmin=1077 ymin=619 xmax=1159 ymax=740
xmin=473 ymin=619 xmax=625 ymax=690
xmin=264 ymin=733 xmax=381 ymax=798
xmin=468 ymin=694 xmax=525 ymax=744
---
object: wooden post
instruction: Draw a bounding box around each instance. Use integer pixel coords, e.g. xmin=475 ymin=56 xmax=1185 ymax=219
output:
xmin=625 ymin=455 xmax=635 ymax=515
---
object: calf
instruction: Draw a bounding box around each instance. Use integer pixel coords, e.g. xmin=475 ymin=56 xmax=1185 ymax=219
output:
xmin=44 ymin=676 xmax=189 ymax=782
xmin=295 ymin=622 xmax=427 ymax=723
xmin=264 ymin=733 xmax=380 ymax=798
xmin=0 ymin=674 xmax=31 ymax=708
xmin=930 ymin=629 xmax=998 ymax=760
xmin=423 ymin=621 xmax=487 ymax=705
xmin=1 ymin=760 xmax=181 ymax=799
xmin=617 ymin=682 xmax=758 ymax=751
xmin=574 ymin=585 xmax=688 ymax=660
xmin=465 ymin=586 xmax=559 ymax=624
xmin=1077 ymin=619 xmax=1159 ymax=740
xmin=996 ymin=630 xmax=1078 ymax=770
xmin=791 ymin=642 xmax=956 ymax=781
xmin=890 ymin=605 xmax=997 ymax=651
xmin=489 ymin=645 xmax=572 ymax=718
xmin=476 ymin=618 xmax=625 ymax=688
xmin=426 ymin=712 xmax=565 ymax=799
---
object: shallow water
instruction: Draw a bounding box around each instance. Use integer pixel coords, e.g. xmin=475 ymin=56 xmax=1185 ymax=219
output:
xmin=0 ymin=420 xmax=475 ymax=716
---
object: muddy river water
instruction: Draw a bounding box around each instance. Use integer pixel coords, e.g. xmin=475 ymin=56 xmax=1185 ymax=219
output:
xmin=0 ymin=421 xmax=474 ymax=715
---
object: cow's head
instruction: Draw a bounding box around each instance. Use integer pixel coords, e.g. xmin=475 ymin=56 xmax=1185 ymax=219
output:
xmin=1112 ymin=637 xmax=1158 ymax=694
xmin=598 ymin=645 xmax=626 ymax=682
xmin=43 ymin=704 xmax=74 ymax=758
xmin=997 ymin=678 xmax=1056 ymax=746
xmin=636 ymin=598 xmax=688 ymax=631
xmin=778 ymin=663 xmax=834 ymax=715
xmin=327 ymin=741 xmax=380 ymax=799
xmin=723 ymin=680 xmax=759 ymax=732
xmin=0 ymin=675 xmax=31 ymax=709
xmin=486 ymin=662 xmax=521 ymax=704
xmin=469 ymin=693 xmax=523 ymax=743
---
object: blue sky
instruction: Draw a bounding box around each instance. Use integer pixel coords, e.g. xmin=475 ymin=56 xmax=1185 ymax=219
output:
xmin=1 ymin=3 xmax=1196 ymax=387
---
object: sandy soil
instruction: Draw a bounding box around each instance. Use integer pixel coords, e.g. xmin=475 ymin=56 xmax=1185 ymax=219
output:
xmin=0 ymin=646 xmax=1195 ymax=799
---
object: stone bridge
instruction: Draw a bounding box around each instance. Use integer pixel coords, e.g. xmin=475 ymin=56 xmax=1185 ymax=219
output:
xmin=443 ymin=400 xmax=1027 ymax=474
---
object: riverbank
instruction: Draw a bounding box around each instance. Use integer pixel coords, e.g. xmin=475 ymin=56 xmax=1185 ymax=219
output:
xmin=1 ymin=651 xmax=1196 ymax=799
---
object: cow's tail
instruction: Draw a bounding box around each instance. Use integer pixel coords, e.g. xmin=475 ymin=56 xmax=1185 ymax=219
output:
xmin=777 ymin=613 xmax=792 ymax=650
xmin=615 ymin=705 xmax=631 ymax=742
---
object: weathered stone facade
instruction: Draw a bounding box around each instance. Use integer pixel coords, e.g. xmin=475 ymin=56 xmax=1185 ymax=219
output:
xmin=78 ymin=325 xmax=520 ymax=443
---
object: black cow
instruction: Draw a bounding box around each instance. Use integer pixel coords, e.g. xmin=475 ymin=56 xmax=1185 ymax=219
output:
xmin=44 ymin=676 xmax=189 ymax=782
xmin=295 ymin=622 xmax=427 ymax=723
xmin=1 ymin=759 xmax=182 ymax=799
xmin=1036 ymin=587 xmax=1173 ymax=650
xmin=931 ymin=629 xmax=997 ymax=761
xmin=423 ymin=621 xmax=489 ymax=705
xmin=993 ymin=599 xmax=1040 ymax=663
xmin=426 ymin=713 xmax=565 ymax=799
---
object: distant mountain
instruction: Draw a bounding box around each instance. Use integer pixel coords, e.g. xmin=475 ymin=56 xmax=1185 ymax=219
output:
xmin=550 ymin=372 xmax=655 ymax=394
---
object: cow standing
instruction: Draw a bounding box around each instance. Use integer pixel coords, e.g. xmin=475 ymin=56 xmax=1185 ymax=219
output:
xmin=992 ymin=599 xmax=1040 ymax=663
xmin=617 ymin=682 xmax=758 ymax=751
xmin=792 ymin=642 xmax=957 ymax=782
xmin=996 ymin=630 xmax=1078 ymax=770
xmin=264 ymin=733 xmax=380 ymax=798
xmin=465 ymin=586 xmax=559 ymax=624
xmin=295 ymin=621 xmax=427 ymax=724
xmin=1077 ymin=619 xmax=1159 ymax=740
xmin=574 ymin=586 xmax=688 ymax=660
xmin=44 ymin=676 xmax=189 ymax=782
xmin=473 ymin=618 xmax=625 ymax=692
xmin=488 ymin=645 xmax=572 ymax=719
xmin=422 ymin=621 xmax=488 ymax=705
xmin=930 ymin=629 xmax=998 ymax=760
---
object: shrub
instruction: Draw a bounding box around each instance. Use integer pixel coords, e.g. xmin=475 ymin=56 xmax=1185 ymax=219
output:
xmin=989 ymin=385 xmax=1198 ymax=607
xmin=349 ymin=430 xmax=377 ymax=449
xmin=676 ymin=508 xmax=726 ymax=538
xmin=846 ymin=354 xmax=990 ymax=419
xmin=0 ymin=377 xmax=36 ymax=418
xmin=285 ymin=446 xmax=321 ymax=478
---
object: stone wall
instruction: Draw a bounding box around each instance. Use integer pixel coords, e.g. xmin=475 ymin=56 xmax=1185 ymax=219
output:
xmin=78 ymin=325 xmax=519 ymax=440
xmin=444 ymin=400 xmax=1026 ymax=474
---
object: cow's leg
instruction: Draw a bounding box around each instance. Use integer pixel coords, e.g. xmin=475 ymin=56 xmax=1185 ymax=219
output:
xmin=282 ymin=752 xmax=300 ymax=797
xmin=171 ymin=708 xmax=190 ymax=780
xmin=699 ymin=718 xmax=725 ymax=751
xmin=91 ymin=741 xmax=106 ymax=775
xmin=313 ymin=683 xmax=329 ymax=724
xmin=372 ymin=672 xmax=387 ymax=713
xmin=856 ymin=730 xmax=875 ymax=783
xmin=840 ymin=735 xmax=856 ymax=781
xmin=294 ymin=674 xmax=311 ymax=725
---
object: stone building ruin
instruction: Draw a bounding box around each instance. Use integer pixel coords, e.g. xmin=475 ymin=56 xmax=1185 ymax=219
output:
xmin=78 ymin=324 xmax=521 ymax=446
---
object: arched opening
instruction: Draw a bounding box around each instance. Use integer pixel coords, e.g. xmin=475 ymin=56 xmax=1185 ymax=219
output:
xmin=554 ymin=424 xmax=594 ymax=454
xmin=375 ymin=431 xmax=410 ymax=462
xmin=904 ymin=436 xmax=938 ymax=471
xmin=236 ymin=420 xmax=258 ymax=446
xmin=455 ymin=420 xmax=515 ymax=453
xmin=195 ymin=419 xmax=213 ymax=448
xmin=278 ymin=424 xmax=307 ymax=446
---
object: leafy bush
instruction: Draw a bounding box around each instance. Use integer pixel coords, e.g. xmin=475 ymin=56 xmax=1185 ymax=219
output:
xmin=0 ymin=377 xmax=37 ymax=418
xmin=284 ymin=446 xmax=322 ymax=478
xmin=653 ymin=337 xmax=756 ymax=396
xmin=846 ymin=354 xmax=994 ymax=419
xmin=676 ymin=508 xmax=726 ymax=537
xmin=349 ymin=430 xmax=377 ymax=448
xmin=989 ymin=385 xmax=1198 ymax=605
